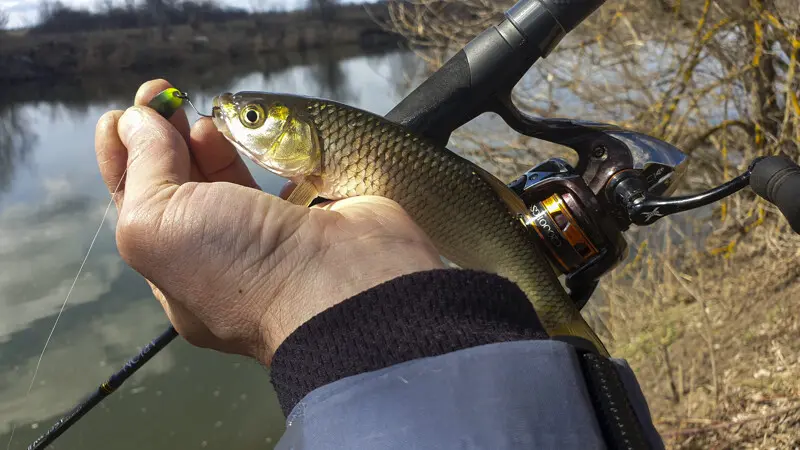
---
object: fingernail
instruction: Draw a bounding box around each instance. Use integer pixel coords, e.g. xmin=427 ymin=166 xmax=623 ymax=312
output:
xmin=119 ymin=106 xmax=146 ymax=143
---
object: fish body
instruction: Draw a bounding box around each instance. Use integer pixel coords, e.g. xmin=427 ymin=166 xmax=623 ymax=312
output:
xmin=211 ymin=92 xmax=608 ymax=355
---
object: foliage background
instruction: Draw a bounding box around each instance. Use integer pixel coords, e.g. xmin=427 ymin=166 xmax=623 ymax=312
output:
xmin=386 ymin=1 xmax=800 ymax=448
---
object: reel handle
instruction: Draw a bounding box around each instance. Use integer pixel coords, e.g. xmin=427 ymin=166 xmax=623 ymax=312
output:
xmin=751 ymin=156 xmax=800 ymax=234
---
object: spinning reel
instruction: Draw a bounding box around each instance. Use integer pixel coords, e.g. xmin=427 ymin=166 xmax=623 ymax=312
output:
xmin=502 ymin=116 xmax=797 ymax=309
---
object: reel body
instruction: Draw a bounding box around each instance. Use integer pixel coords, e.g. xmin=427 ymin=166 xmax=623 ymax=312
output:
xmin=501 ymin=116 xmax=784 ymax=309
xmin=504 ymin=123 xmax=690 ymax=308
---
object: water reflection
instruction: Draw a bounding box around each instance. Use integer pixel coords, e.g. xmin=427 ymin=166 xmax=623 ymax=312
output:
xmin=0 ymin=183 xmax=118 ymax=344
xmin=310 ymin=47 xmax=353 ymax=101
xmin=0 ymin=105 xmax=36 ymax=197
xmin=0 ymin=47 xmax=417 ymax=450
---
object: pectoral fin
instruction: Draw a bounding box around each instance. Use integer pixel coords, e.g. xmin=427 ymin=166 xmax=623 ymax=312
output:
xmin=286 ymin=180 xmax=319 ymax=207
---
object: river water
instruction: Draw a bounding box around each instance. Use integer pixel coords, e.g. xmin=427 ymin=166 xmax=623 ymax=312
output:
xmin=0 ymin=47 xmax=422 ymax=450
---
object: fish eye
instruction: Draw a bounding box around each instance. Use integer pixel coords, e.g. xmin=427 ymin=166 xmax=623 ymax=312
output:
xmin=240 ymin=104 xmax=265 ymax=128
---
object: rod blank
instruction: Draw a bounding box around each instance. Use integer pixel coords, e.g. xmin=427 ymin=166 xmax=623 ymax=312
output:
xmin=27 ymin=326 xmax=179 ymax=450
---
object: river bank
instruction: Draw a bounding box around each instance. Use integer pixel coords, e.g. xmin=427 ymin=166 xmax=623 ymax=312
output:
xmin=0 ymin=3 xmax=402 ymax=85
xmin=0 ymin=44 xmax=399 ymax=105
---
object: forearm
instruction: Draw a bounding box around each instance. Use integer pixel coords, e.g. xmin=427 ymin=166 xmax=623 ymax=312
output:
xmin=270 ymin=268 xmax=664 ymax=449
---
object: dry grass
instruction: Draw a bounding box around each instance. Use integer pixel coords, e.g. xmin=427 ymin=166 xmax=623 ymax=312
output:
xmin=602 ymin=216 xmax=800 ymax=448
xmin=386 ymin=0 xmax=800 ymax=447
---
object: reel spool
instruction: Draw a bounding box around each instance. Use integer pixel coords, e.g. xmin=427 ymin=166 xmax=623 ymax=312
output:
xmin=509 ymin=157 xmax=630 ymax=309
xmin=526 ymin=193 xmax=599 ymax=274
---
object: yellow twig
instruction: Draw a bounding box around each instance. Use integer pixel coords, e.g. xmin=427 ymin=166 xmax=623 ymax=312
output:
xmin=752 ymin=21 xmax=764 ymax=67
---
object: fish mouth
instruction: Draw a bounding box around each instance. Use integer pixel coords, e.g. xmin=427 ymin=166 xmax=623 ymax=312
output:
xmin=211 ymin=93 xmax=232 ymax=133
xmin=212 ymin=92 xmax=241 ymax=147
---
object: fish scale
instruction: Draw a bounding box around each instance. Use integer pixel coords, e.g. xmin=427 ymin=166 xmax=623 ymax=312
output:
xmin=306 ymin=101 xmax=602 ymax=342
xmin=212 ymin=92 xmax=609 ymax=355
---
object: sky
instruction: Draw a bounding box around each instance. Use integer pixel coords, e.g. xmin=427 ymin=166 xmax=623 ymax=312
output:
xmin=0 ymin=0 xmax=309 ymax=29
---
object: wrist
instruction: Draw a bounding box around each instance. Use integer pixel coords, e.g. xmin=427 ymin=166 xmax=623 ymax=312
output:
xmin=257 ymin=239 xmax=445 ymax=364
xmin=269 ymin=268 xmax=548 ymax=415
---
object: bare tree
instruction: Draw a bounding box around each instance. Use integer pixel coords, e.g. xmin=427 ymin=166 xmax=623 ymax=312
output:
xmin=0 ymin=104 xmax=36 ymax=196
xmin=38 ymin=0 xmax=58 ymax=25
xmin=0 ymin=8 xmax=9 ymax=30
xmin=249 ymin=0 xmax=267 ymax=13
xmin=308 ymin=0 xmax=337 ymax=24
xmin=145 ymin=0 xmax=173 ymax=41
xmin=95 ymin=0 xmax=113 ymax=13
xmin=388 ymin=0 xmax=800 ymax=235
xmin=386 ymin=1 xmax=800 ymax=448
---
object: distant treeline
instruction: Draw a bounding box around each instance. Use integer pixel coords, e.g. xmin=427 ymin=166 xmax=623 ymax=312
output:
xmin=33 ymin=0 xmax=252 ymax=34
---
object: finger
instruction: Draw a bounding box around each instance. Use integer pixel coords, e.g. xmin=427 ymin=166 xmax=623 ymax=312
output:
xmin=132 ymin=80 xmax=204 ymax=182
xmin=189 ymin=158 xmax=207 ymax=183
xmin=189 ymin=118 xmax=260 ymax=188
xmin=117 ymin=106 xmax=191 ymax=209
xmin=95 ymin=110 xmax=127 ymax=210
xmin=134 ymin=79 xmax=191 ymax=143
xmin=279 ymin=181 xmax=296 ymax=200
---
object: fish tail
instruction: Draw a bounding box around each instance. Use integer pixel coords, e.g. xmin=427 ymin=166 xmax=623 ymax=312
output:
xmin=551 ymin=316 xmax=610 ymax=357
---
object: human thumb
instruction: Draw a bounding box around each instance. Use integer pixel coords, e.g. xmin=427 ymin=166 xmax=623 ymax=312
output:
xmin=118 ymin=105 xmax=191 ymax=210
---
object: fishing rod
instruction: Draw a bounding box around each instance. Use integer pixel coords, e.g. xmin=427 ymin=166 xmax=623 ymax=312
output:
xmin=23 ymin=0 xmax=800 ymax=448
xmin=24 ymin=327 xmax=179 ymax=450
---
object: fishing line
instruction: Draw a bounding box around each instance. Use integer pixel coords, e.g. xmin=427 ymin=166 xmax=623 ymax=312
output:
xmin=5 ymin=164 xmax=129 ymax=450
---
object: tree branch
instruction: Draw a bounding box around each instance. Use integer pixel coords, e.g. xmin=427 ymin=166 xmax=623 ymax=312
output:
xmin=684 ymin=120 xmax=756 ymax=154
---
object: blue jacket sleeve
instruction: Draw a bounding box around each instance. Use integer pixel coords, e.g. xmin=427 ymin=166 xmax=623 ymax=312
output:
xmin=269 ymin=269 xmax=664 ymax=449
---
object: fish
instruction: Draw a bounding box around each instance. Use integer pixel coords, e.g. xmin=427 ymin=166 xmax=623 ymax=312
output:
xmin=211 ymin=91 xmax=610 ymax=356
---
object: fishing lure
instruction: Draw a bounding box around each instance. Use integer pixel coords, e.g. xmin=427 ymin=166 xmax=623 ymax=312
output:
xmin=149 ymin=88 xmax=211 ymax=119
xmin=148 ymin=87 xmax=185 ymax=118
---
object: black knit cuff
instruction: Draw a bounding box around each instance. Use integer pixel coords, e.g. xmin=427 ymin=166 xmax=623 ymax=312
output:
xmin=269 ymin=268 xmax=549 ymax=416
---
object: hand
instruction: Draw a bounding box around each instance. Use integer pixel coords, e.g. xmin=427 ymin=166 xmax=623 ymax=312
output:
xmin=95 ymin=80 xmax=444 ymax=364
